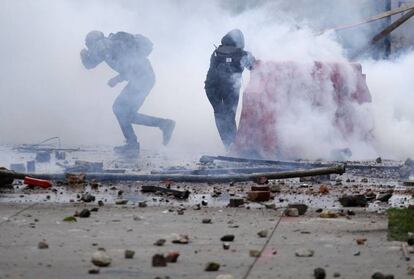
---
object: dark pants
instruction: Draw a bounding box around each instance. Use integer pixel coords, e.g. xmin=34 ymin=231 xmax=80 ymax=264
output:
xmin=205 ymin=76 xmax=241 ymax=148
xmin=112 ymin=81 xmax=166 ymax=144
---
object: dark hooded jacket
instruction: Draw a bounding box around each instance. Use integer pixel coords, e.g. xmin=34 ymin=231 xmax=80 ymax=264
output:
xmin=205 ymin=29 xmax=255 ymax=86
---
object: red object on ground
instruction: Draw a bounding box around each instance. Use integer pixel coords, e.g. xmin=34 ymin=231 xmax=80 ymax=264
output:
xmin=24 ymin=176 xmax=52 ymax=188
xmin=231 ymin=61 xmax=373 ymax=159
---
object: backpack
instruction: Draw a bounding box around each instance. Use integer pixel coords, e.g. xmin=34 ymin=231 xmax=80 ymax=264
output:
xmin=108 ymin=32 xmax=153 ymax=57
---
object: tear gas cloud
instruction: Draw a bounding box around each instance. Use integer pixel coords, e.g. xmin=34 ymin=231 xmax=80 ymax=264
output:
xmin=0 ymin=0 xmax=413 ymax=160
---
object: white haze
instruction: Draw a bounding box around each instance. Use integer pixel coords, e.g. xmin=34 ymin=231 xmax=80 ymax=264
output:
xmin=0 ymin=0 xmax=413 ymax=160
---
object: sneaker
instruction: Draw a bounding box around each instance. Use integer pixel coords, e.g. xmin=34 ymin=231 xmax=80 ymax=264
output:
xmin=114 ymin=141 xmax=140 ymax=156
xmin=161 ymin=119 xmax=176 ymax=146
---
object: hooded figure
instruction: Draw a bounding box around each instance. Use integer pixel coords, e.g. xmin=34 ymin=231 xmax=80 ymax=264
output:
xmin=80 ymin=31 xmax=175 ymax=156
xmin=205 ymin=29 xmax=255 ymax=149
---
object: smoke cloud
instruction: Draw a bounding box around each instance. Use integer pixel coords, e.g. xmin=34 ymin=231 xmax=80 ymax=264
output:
xmin=0 ymin=0 xmax=413 ymax=160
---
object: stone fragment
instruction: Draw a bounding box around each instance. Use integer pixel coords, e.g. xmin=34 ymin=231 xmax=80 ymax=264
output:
xmin=319 ymin=210 xmax=338 ymax=218
xmin=223 ymin=243 xmax=230 ymax=250
xmin=339 ymin=195 xmax=367 ymax=207
xmin=228 ymin=198 xmax=244 ymax=207
xmin=356 ymin=238 xmax=367 ymax=245
xmin=205 ymin=262 xmax=220 ymax=271
xmin=165 ymin=251 xmax=180 ymax=263
xmin=408 ymin=265 xmax=414 ymax=275
xmin=172 ymin=234 xmax=189 ymax=244
xmin=79 ymin=209 xmax=91 ymax=218
xmin=38 ymin=240 xmax=49 ymax=249
xmin=154 ymin=239 xmax=166 ymax=246
xmin=88 ymin=268 xmax=100 ymax=274
xmin=371 ymin=272 xmax=385 ymax=279
xmin=63 ymin=216 xmax=77 ymax=222
xmin=257 ymin=230 xmax=268 ymax=238
xmin=249 ymin=250 xmax=261 ymax=257
xmin=295 ymin=248 xmax=314 ymax=257
xmin=202 ymin=218 xmax=212 ymax=224
xmin=91 ymin=251 xmax=111 ymax=267
xmin=124 ymin=250 xmax=135 ymax=259
xmin=152 ymin=254 xmax=167 ymax=267
xmin=288 ymin=203 xmax=308 ymax=215
xmin=319 ymin=185 xmax=330 ymax=194
xmin=247 ymin=191 xmax=271 ymax=202
xmin=376 ymin=193 xmax=392 ymax=202
xmin=251 ymin=185 xmax=270 ymax=191
xmin=220 ymin=235 xmax=235 ymax=242
xmin=115 ymin=199 xmax=128 ymax=205
xmin=314 ymin=267 xmax=326 ymax=279
xmin=333 ymin=272 xmax=341 ymax=278
xmin=270 ymin=184 xmax=281 ymax=193
xmin=285 ymin=208 xmax=299 ymax=217
xmin=80 ymin=193 xmax=95 ymax=203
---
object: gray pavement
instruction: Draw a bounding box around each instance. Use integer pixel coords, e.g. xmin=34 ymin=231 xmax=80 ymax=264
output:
xmin=0 ymin=203 xmax=412 ymax=279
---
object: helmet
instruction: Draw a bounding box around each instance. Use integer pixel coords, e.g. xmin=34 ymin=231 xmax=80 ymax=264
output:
xmin=221 ymin=29 xmax=245 ymax=49
xmin=85 ymin=30 xmax=105 ymax=48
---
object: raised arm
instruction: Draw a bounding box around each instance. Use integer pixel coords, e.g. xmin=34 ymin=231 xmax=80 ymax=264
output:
xmin=241 ymin=51 xmax=256 ymax=71
xmin=80 ymin=48 xmax=103 ymax=69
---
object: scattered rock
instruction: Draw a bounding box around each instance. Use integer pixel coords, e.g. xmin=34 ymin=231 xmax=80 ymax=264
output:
xmin=247 ymin=191 xmax=270 ymax=202
xmin=220 ymin=235 xmax=235 ymax=242
xmin=319 ymin=210 xmax=338 ymax=218
xmin=408 ymin=265 xmax=414 ymax=275
xmin=115 ymin=199 xmax=128 ymax=205
xmin=154 ymin=239 xmax=166 ymax=246
xmin=249 ymin=250 xmax=261 ymax=257
xmin=38 ymin=240 xmax=49 ymax=249
xmin=372 ymin=272 xmax=385 ymax=279
xmin=138 ymin=201 xmax=148 ymax=208
xmin=172 ymin=234 xmax=189 ymax=244
xmin=202 ymin=218 xmax=212 ymax=224
xmin=165 ymin=251 xmax=180 ymax=263
xmin=79 ymin=209 xmax=91 ymax=218
xmin=193 ymin=204 xmax=201 ymax=210
xmin=295 ymin=248 xmax=314 ymax=257
xmin=98 ymin=200 xmax=104 ymax=207
xmin=339 ymin=195 xmax=367 ymax=207
xmin=228 ymin=198 xmax=244 ymax=207
xmin=356 ymin=238 xmax=367 ymax=245
xmin=285 ymin=208 xmax=299 ymax=217
xmin=63 ymin=216 xmax=77 ymax=222
xmin=376 ymin=157 xmax=382 ymax=164
xmin=90 ymin=207 xmax=99 ymax=212
xmin=333 ymin=272 xmax=341 ymax=278
xmin=223 ymin=243 xmax=230 ymax=250
xmin=88 ymin=268 xmax=100 ymax=274
xmin=377 ymin=193 xmax=392 ymax=202
xmin=353 ymin=251 xmax=361 ymax=256
xmin=205 ymin=262 xmax=220 ymax=271
xmin=124 ymin=250 xmax=135 ymax=259
xmin=80 ymin=193 xmax=95 ymax=203
xmin=319 ymin=185 xmax=329 ymax=194
xmin=152 ymin=254 xmax=167 ymax=267
xmin=251 ymin=185 xmax=270 ymax=191
xmin=288 ymin=204 xmax=308 ymax=215
xmin=257 ymin=230 xmax=268 ymax=238
xmin=270 ymin=184 xmax=281 ymax=193
xmin=314 ymin=267 xmax=326 ymax=279
xmin=91 ymin=251 xmax=111 ymax=267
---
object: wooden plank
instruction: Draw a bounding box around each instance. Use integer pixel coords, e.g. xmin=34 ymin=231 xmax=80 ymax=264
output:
xmin=322 ymin=4 xmax=414 ymax=33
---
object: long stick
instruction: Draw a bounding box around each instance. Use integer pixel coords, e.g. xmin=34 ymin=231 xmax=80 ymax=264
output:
xmin=322 ymin=4 xmax=414 ymax=33
xmin=200 ymin=155 xmax=400 ymax=171
xmin=0 ymin=165 xmax=345 ymax=184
